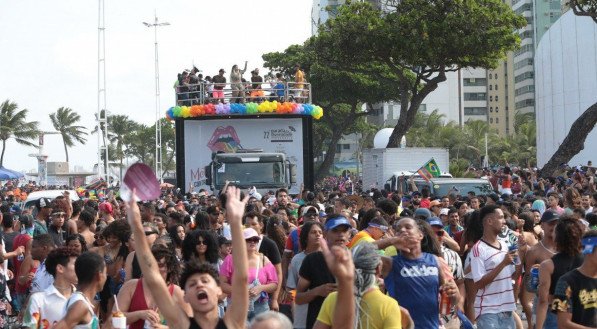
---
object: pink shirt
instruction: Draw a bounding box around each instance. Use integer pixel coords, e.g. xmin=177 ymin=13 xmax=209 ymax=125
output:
xmin=219 ymin=254 xmax=278 ymax=285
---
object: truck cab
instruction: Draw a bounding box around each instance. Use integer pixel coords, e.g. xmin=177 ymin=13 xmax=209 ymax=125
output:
xmin=205 ymin=151 xmax=297 ymax=193
xmin=406 ymin=178 xmax=494 ymax=197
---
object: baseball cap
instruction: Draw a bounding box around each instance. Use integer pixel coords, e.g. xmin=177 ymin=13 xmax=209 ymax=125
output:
xmin=20 ymin=214 xmax=34 ymax=227
xmin=218 ymin=235 xmax=232 ymax=246
xmin=429 ymin=200 xmax=441 ymax=208
xmin=219 ymin=68 xmax=225 ymax=73
xmin=540 ymin=210 xmax=560 ymax=223
xmin=440 ymin=208 xmax=449 ymax=216
xmin=99 ymin=202 xmax=114 ymax=215
xmin=10 ymin=205 xmax=22 ymax=214
xmin=302 ymin=206 xmax=318 ymax=217
xmin=427 ymin=217 xmax=443 ymax=227
xmin=36 ymin=197 xmax=53 ymax=210
xmin=414 ymin=208 xmax=432 ymax=220
xmin=243 ymin=228 xmax=260 ymax=240
xmin=368 ymin=217 xmax=389 ymax=232
xmin=324 ymin=216 xmax=352 ymax=231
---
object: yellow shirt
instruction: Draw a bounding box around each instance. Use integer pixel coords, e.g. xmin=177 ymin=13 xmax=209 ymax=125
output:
xmin=295 ymin=69 xmax=305 ymax=88
xmin=317 ymin=289 xmax=402 ymax=329
xmin=347 ymin=230 xmax=375 ymax=250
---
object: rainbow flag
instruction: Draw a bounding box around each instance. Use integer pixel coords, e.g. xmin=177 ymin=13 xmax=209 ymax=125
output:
xmin=417 ymin=159 xmax=441 ymax=182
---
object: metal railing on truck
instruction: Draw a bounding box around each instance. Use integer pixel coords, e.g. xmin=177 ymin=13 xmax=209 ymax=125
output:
xmin=174 ymin=81 xmax=312 ymax=105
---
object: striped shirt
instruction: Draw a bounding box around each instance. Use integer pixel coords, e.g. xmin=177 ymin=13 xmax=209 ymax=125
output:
xmin=470 ymin=239 xmax=516 ymax=318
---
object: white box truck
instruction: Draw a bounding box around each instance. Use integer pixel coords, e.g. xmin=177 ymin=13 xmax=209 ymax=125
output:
xmin=362 ymin=147 xmax=450 ymax=191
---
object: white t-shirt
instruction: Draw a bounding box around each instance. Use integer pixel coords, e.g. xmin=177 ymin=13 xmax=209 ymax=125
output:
xmin=23 ymin=284 xmax=74 ymax=328
xmin=30 ymin=260 xmax=54 ymax=293
xmin=470 ymin=239 xmax=516 ymax=318
xmin=287 ymin=252 xmax=308 ymax=329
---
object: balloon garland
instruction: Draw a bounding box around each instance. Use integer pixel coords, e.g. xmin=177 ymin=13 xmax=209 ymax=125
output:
xmin=166 ymin=101 xmax=324 ymax=121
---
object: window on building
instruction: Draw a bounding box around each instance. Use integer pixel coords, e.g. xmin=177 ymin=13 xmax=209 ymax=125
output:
xmin=343 ymin=144 xmax=350 ymax=150
xmin=464 ymin=78 xmax=487 ymax=86
xmin=464 ymin=93 xmax=487 ymax=101
xmin=495 ymin=85 xmax=498 ymax=90
xmin=336 ymin=144 xmax=342 ymax=153
xmin=496 ymin=118 xmax=499 ymax=124
xmin=464 ymin=107 xmax=487 ymax=115
xmin=494 ymin=74 xmax=498 ymax=79
xmin=490 ymin=118 xmax=494 ymax=123
xmin=490 ymin=107 xmax=493 ymax=112
xmin=490 ymin=96 xmax=493 ymax=101
xmin=489 ymin=74 xmax=492 ymax=80
xmin=419 ymin=104 xmax=427 ymax=112
xmin=496 ymin=96 xmax=499 ymax=101
xmin=496 ymin=107 xmax=499 ymax=112
xmin=489 ymin=85 xmax=493 ymax=90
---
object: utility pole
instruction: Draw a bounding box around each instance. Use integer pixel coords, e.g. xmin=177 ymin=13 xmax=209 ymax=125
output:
xmin=29 ymin=132 xmax=61 ymax=186
xmin=143 ymin=12 xmax=170 ymax=182
xmin=97 ymin=0 xmax=110 ymax=183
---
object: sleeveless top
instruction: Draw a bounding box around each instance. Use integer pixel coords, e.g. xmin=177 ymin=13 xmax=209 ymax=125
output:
xmin=549 ymin=252 xmax=583 ymax=295
xmin=65 ymin=292 xmax=99 ymax=329
xmin=385 ymin=252 xmax=440 ymax=329
xmin=132 ymin=253 xmax=142 ymax=280
xmin=188 ymin=317 xmax=228 ymax=329
xmin=129 ymin=278 xmax=175 ymax=329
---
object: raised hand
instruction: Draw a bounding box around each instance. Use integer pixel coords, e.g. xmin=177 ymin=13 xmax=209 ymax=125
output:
xmin=225 ymin=186 xmax=249 ymax=226
xmin=320 ymin=237 xmax=354 ymax=283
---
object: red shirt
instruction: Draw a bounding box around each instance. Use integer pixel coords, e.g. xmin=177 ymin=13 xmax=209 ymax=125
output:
xmin=13 ymin=233 xmax=33 ymax=294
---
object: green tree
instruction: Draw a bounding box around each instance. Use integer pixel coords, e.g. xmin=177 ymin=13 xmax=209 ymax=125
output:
xmin=569 ymin=0 xmax=597 ymax=22
xmin=108 ymin=115 xmax=139 ymax=181
xmin=311 ymin=1 xmax=525 ymax=148
xmin=49 ymin=107 xmax=88 ymax=163
xmin=263 ymin=42 xmax=401 ymax=180
xmin=125 ymin=124 xmax=155 ymax=165
xmin=0 ymin=100 xmax=39 ymax=167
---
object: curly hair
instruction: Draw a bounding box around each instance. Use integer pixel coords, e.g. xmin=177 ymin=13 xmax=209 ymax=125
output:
xmin=182 ymin=230 xmax=219 ymax=264
xmin=554 ymin=216 xmax=584 ymax=257
xmin=103 ymin=220 xmax=131 ymax=243
xmin=179 ymin=260 xmax=220 ymax=289
xmin=65 ymin=234 xmax=88 ymax=254
xmin=152 ymin=244 xmax=180 ymax=284
xmin=45 ymin=247 xmax=79 ymax=277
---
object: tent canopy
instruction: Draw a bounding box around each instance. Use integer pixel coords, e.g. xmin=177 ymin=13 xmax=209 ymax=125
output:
xmin=0 ymin=167 xmax=24 ymax=180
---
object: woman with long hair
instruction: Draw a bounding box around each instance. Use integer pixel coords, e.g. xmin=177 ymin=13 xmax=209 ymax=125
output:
xmin=517 ymin=211 xmax=539 ymax=328
xmin=65 ymin=234 xmax=87 ymax=255
xmin=220 ymin=227 xmax=278 ymax=320
xmin=265 ymin=217 xmax=287 ymax=257
xmin=114 ymin=244 xmax=191 ymax=329
xmin=314 ymin=242 xmax=403 ymax=329
xmin=182 ymin=230 xmax=220 ymax=266
xmin=535 ymin=216 xmax=584 ymax=329
xmin=459 ymin=209 xmax=485 ymax=323
xmin=168 ymin=224 xmax=185 ymax=260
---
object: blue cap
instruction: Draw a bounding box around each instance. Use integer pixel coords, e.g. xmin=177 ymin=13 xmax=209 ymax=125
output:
xmin=414 ymin=208 xmax=432 ymax=220
xmin=427 ymin=217 xmax=443 ymax=227
xmin=324 ymin=216 xmax=352 ymax=231
xmin=540 ymin=210 xmax=560 ymax=223
xmin=581 ymin=236 xmax=597 ymax=255
xmin=10 ymin=205 xmax=21 ymax=214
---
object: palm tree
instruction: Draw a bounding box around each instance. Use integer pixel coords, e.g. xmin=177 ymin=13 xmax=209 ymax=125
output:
xmin=0 ymin=100 xmax=39 ymax=167
xmin=108 ymin=115 xmax=138 ymax=181
xmin=49 ymin=107 xmax=88 ymax=163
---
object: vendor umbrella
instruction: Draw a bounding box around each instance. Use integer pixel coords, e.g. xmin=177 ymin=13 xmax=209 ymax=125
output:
xmin=0 ymin=167 xmax=24 ymax=180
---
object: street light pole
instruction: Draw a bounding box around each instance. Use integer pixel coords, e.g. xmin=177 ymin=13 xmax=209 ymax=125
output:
xmin=143 ymin=12 xmax=170 ymax=182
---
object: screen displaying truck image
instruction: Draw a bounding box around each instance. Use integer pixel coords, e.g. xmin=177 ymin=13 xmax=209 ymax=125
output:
xmin=214 ymin=161 xmax=285 ymax=188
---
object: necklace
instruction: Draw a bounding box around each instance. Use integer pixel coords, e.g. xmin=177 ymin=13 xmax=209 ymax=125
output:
xmin=539 ymin=240 xmax=556 ymax=254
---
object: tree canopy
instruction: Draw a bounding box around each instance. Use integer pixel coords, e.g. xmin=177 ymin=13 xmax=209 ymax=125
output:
xmin=311 ymin=0 xmax=526 ymax=147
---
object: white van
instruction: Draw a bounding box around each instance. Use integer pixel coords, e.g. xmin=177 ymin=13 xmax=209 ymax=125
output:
xmin=22 ymin=190 xmax=80 ymax=211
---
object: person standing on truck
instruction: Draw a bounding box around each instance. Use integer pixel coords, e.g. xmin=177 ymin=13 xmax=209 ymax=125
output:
xmin=294 ymin=64 xmax=305 ymax=103
xmin=230 ymin=61 xmax=248 ymax=103
xmin=212 ymin=69 xmax=227 ymax=102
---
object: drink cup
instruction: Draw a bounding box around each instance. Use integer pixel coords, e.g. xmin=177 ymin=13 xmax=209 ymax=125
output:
xmin=112 ymin=312 xmax=126 ymax=329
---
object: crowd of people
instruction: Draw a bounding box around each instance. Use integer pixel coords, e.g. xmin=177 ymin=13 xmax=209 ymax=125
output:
xmin=0 ymin=163 xmax=595 ymax=328
xmin=174 ymin=63 xmax=307 ymax=106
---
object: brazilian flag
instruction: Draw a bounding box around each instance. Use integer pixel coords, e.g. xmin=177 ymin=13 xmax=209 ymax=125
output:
xmin=417 ymin=159 xmax=441 ymax=182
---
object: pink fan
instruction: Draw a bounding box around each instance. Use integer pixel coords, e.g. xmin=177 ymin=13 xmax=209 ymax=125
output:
xmin=121 ymin=163 xmax=160 ymax=202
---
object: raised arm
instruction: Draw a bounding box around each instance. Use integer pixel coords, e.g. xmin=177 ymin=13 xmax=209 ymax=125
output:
xmin=321 ymin=237 xmax=355 ymax=329
xmin=126 ymin=194 xmax=188 ymax=329
xmin=222 ymin=186 xmax=250 ymax=328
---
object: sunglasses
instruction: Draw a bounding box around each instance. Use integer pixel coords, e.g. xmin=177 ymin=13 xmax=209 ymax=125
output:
xmin=197 ymin=240 xmax=207 ymax=245
xmin=94 ymin=235 xmax=105 ymax=240
xmin=245 ymin=237 xmax=260 ymax=244
xmin=52 ymin=212 xmax=66 ymax=217
xmin=144 ymin=230 xmax=158 ymax=236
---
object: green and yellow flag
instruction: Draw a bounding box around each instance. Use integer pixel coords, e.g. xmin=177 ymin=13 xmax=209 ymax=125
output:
xmin=417 ymin=159 xmax=441 ymax=182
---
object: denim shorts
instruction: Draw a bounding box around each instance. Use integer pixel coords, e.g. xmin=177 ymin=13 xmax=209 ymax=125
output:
xmin=477 ymin=312 xmax=515 ymax=329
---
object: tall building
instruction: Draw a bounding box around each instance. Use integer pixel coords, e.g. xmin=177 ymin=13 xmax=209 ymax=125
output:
xmin=511 ymin=0 xmax=563 ymax=115
xmin=487 ymin=52 xmax=516 ymax=136
xmin=535 ymin=10 xmax=597 ymax=167
xmin=461 ymin=68 xmax=489 ymax=124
